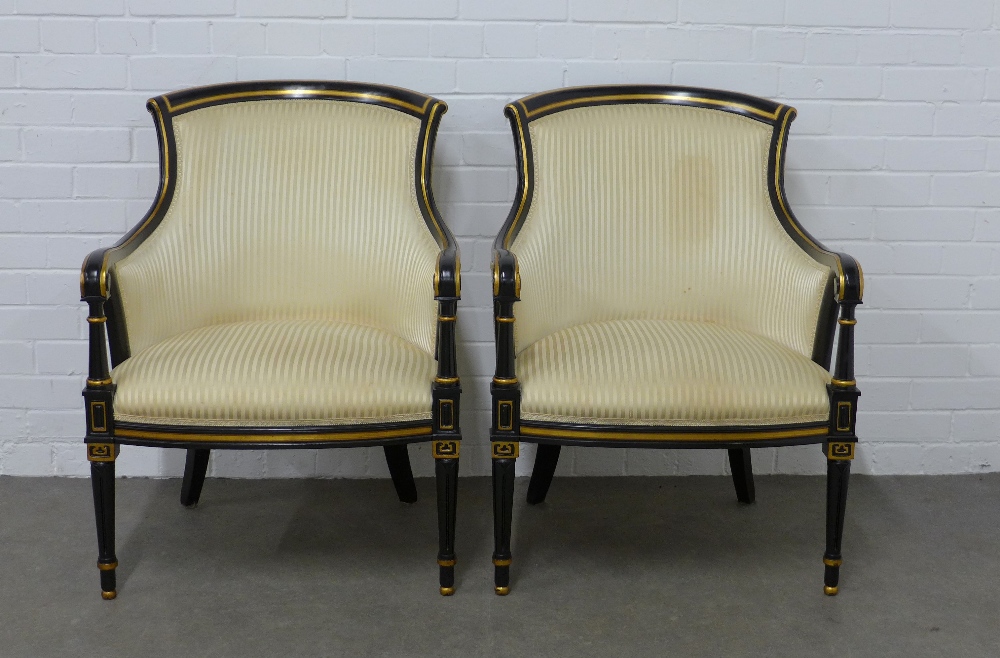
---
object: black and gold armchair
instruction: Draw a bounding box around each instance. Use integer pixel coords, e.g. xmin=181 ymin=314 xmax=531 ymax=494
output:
xmin=80 ymin=81 xmax=462 ymax=599
xmin=490 ymin=86 xmax=862 ymax=596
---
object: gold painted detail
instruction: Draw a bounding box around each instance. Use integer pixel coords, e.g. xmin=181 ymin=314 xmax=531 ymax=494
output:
xmin=89 ymin=401 xmax=108 ymax=433
xmin=523 ymin=93 xmax=782 ymax=121
xmin=823 ymin=558 xmax=843 ymax=568
xmin=493 ymin=259 xmax=500 ymax=296
xmin=90 ymin=101 xmax=170 ymax=298
xmin=495 ymin=586 xmax=510 ymax=596
xmin=437 ymin=559 xmax=456 ymax=567
xmin=433 ymin=440 xmax=460 ymax=459
xmin=420 ymin=103 xmax=448 ymax=246
xmin=87 ymin=443 xmax=116 ymax=463
xmin=98 ymin=560 xmax=119 ymax=571
xmin=827 ymin=442 xmax=855 ymax=461
xmin=440 ymin=587 xmax=455 ymax=596
xmin=438 ymin=315 xmax=457 ymax=322
xmin=496 ymin=316 xmax=515 ymax=324
xmin=165 ymin=88 xmax=432 ymax=116
xmin=504 ymin=106 xmax=530 ymax=248
xmin=102 ymin=590 xmax=117 ymax=600
xmin=492 ymin=441 xmax=519 ymax=459
xmin=497 ymin=401 xmax=514 ymax=431
xmin=831 ymin=378 xmax=856 ymax=387
xmin=824 ymin=586 xmax=838 ymax=596
xmin=435 ymin=376 xmax=460 ymax=385
xmin=835 ymin=401 xmax=852 ymax=432
xmin=114 ymin=425 xmax=431 ymax=443
xmin=87 ymin=316 xmax=107 ymax=324
xmin=493 ymin=558 xmax=512 ymax=567
xmin=773 ymin=111 xmax=848 ymax=302
xmin=520 ymin=425 xmax=827 ymax=442
xmin=87 ymin=377 xmax=113 ymax=387
xmin=438 ymin=399 xmax=455 ymax=431
xmin=838 ymin=319 xmax=857 ymax=326
xmin=493 ymin=376 xmax=518 ymax=386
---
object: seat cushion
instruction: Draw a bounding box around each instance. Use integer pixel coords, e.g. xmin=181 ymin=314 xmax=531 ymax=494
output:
xmin=112 ymin=320 xmax=435 ymax=427
xmin=518 ymin=319 xmax=831 ymax=428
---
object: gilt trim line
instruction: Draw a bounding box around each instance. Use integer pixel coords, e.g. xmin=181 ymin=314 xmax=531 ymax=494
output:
xmin=164 ymin=89 xmax=431 ymax=116
xmin=520 ymin=425 xmax=827 ymax=442
xmin=115 ymin=425 xmax=432 ymax=443
xmin=89 ymin=100 xmax=170 ymax=298
xmin=523 ymin=93 xmax=782 ymax=122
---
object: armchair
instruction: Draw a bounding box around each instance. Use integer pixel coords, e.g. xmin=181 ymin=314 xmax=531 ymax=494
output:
xmin=80 ymin=81 xmax=462 ymax=599
xmin=490 ymin=86 xmax=862 ymax=596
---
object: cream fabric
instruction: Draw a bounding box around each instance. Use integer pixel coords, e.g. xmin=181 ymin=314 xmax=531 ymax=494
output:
xmin=112 ymin=319 xmax=435 ymax=426
xmin=519 ymin=319 xmax=830 ymax=427
xmin=115 ymin=99 xmax=440 ymax=358
xmin=511 ymin=104 xmax=830 ymax=359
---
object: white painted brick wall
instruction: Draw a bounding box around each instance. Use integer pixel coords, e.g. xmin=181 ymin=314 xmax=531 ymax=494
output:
xmin=1 ymin=1 xmax=999 ymax=479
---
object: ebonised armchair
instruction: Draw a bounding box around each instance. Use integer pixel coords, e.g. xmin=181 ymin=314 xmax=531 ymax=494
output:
xmin=490 ymin=85 xmax=862 ymax=596
xmin=80 ymin=81 xmax=462 ymax=599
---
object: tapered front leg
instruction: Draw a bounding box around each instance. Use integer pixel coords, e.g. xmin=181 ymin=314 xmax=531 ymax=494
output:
xmin=180 ymin=449 xmax=211 ymax=507
xmin=89 ymin=450 xmax=118 ymax=600
xmin=727 ymin=447 xmax=755 ymax=504
xmin=824 ymin=453 xmax=852 ymax=595
xmin=492 ymin=446 xmax=517 ymax=595
xmin=434 ymin=449 xmax=459 ymax=595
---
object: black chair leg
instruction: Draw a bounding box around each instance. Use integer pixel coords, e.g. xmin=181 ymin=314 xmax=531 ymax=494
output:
xmin=492 ymin=455 xmax=516 ymax=595
xmin=180 ymin=449 xmax=210 ymax=508
xmin=824 ymin=458 xmax=851 ymax=595
xmin=91 ymin=460 xmax=118 ymax=600
xmin=727 ymin=447 xmax=755 ymax=504
xmin=526 ymin=444 xmax=560 ymax=505
xmin=435 ymin=455 xmax=459 ymax=596
xmin=384 ymin=444 xmax=418 ymax=504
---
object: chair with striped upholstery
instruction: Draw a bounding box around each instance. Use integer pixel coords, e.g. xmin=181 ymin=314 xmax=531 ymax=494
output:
xmin=80 ymin=81 xmax=462 ymax=599
xmin=490 ymin=85 xmax=862 ymax=596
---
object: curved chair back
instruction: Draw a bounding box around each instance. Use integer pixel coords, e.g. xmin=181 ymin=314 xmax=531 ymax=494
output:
xmin=113 ymin=84 xmax=446 ymax=357
xmin=504 ymin=87 xmax=833 ymax=360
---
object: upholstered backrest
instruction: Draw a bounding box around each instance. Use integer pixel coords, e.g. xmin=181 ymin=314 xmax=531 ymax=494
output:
xmin=510 ymin=103 xmax=831 ymax=359
xmin=115 ymin=99 xmax=441 ymax=357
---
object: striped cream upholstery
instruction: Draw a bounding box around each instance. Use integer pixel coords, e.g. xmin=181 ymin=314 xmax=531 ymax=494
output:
xmin=112 ymin=320 xmax=435 ymax=426
xmin=519 ymin=319 xmax=830 ymax=426
xmin=511 ymin=104 xmax=830 ymax=360
xmin=115 ymin=99 xmax=440 ymax=358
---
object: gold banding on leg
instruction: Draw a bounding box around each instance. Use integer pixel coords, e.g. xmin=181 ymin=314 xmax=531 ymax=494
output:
xmin=837 ymin=318 xmax=857 ymax=326
xmin=438 ymin=316 xmax=457 ymax=322
xmin=434 ymin=376 xmax=459 ymax=385
xmin=496 ymin=317 xmax=515 ymax=323
xmin=97 ymin=560 xmax=119 ymax=571
xmin=437 ymin=559 xmax=456 ymax=567
xmin=87 ymin=316 xmax=108 ymax=324
xmin=823 ymin=557 xmax=842 ymax=568
xmin=830 ymin=378 xmax=856 ymax=387
xmin=492 ymin=441 xmax=519 ymax=459
xmin=87 ymin=377 xmax=113 ymax=387
xmin=493 ymin=558 xmax=511 ymax=567
xmin=492 ymin=376 xmax=517 ymax=385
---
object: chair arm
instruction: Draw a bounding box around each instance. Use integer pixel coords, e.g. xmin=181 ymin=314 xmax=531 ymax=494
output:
xmin=492 ymin=245 xmax=520 ymax=303
xmin=831 ymin=251 xmax=863 ymax=305
xmin=435 ymin=244 xmax=461 ymax=301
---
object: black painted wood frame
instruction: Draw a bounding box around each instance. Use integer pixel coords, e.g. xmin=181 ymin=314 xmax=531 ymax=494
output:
xmin=80 ymin=80 xmax=462 ymax=599
xmin=490 ymin=85 xmax=863 ymax=597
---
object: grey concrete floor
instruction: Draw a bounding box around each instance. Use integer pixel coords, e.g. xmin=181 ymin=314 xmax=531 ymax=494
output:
xmin=1 ymin=473 xmax=998 ymax=657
